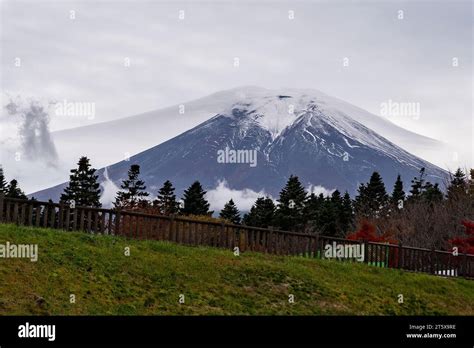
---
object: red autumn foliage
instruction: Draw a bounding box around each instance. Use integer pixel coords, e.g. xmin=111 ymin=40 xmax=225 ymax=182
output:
xmin=346 ymin=220 xmax=397 ymax=244
xmin=449 ymin=220 xmax=474 ymax=255
xmin=347 ymin=220 xmax=399 ymax=267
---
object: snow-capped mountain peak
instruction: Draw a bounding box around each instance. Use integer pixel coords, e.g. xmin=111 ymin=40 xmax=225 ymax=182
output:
xmin=48 ymin=85 xmax=447 ymax=173
xmin=30 ymin=86 xmax=449 ymax=204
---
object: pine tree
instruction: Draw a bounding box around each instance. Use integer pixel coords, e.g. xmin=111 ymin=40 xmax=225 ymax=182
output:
xmin=242 ymin=197 xmax=276 ymax=228
xmin=447 ymin=168 xmax=467 ymax=201
xmin=304 ymin=193 xmax=325 ymax=232
xmin=423 ymin=182 xmax=443 ymax=203
xmin=331 ymin=189 xmax=342 ymax=205
xmin=153 ymin=180 xmax=179 ymax=215
xmin=470 ymin=169 xmax=474 ymax=197
xmin=467 ymin=169 xmax=474 ymax=207
xmin=354 ymin=171 xmax=389 ymax=219
xmin=340 ymin=191 xmax=354 ymax=235
xmin=354 ymin=183 xmax=368 ymax=215
xmin=305 ymin=190 xmax=353 ymax=236
xmin=219 ymin=199 xmax=241 ymax=224
xmin=409 ymin=167 xmax=426 ymax=199
xmin=331 ymin=190 xmax=344 ymax=235
xmin=114 ymin=164 xmax=149 ymax=209
xmin=6 ymin=179 xmax=27 ymax=199
xmin=391 ymin=174 xmax=405 ymax=208
xmin=181 ymin=181 xmax=212 ymax=216
xmin=275 ymin=175 xmax=307 ymax=230
xmin=61 ymin=156 xmax=102 ymax=207
xmin=0 ymin=166 xmax=8 ymax=194
xmin=317 ymin=197 xmax=337 ymax=236
xmin=304 ymin=193 xmax=324 ymax=223
xmin=408 ymin=167 xmax=444 ymax=204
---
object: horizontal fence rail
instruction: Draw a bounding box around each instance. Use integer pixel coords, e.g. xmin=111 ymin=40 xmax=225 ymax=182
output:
xmin=0 ymin=195 xmax=473 ymax=279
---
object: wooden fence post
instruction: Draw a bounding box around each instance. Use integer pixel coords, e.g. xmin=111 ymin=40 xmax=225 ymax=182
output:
xmin=169 ymin=214 xmax=175 ymax=241
xmin=239 ymin=227 xmax=245 ymax=252
xmin=115 ymin=209 xmax=121 ymax=235
xmin=313 ymin=233 xmax=318 ymax=258
xmin=220 ymin=222 xmax=225 ymax=248
xmin=49 ymin=202 xmax=55 ymax=228
xmin=58 ymin=201 xmax=64 ymax=230
xmin=27 ymin=202 xmax=33 ymax=226
xmin=319 ymin=236 xmax=324 ymax=259
xmin=20 ymin=203 xmax=26 ymax=226
xmin=398 ymin=242 xmax=403 ymax=269
xmin=107 ymin=211 xmax=113 ymax=235
xmin=268 ymin=226 xmax=274 ymax=254
xmin=363 ymin=240 xmax=369 ymax=264
xmin=430 ymin=248 xmax=435 ymax=274
xmin=13 ymin=202 xmax=19 ymax=225
xmin=0 ymin=193 xmax=4 ymax=223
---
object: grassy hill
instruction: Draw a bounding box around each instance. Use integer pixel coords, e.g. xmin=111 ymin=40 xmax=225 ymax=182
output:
xmin=0 ymin=223 xmax=473 ymax=315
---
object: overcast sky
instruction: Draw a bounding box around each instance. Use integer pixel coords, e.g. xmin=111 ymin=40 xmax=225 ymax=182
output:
xmin=1 ymin=0 xmax=472 ymax=167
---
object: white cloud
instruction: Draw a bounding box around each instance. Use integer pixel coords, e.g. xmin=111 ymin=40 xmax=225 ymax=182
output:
xmin=1 ymin=0 xmax=472 ymax=194
xmin=205 ymin=180 xmax=273 ymax=213
xmin=100 ymin=167 xmax=120 ymax=208
xmin=307 ymin=184 xmax=335 ymax=197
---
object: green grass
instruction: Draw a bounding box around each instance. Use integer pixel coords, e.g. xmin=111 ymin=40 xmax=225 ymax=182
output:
xmin=0 ymin=223 xmax=473 ymax=315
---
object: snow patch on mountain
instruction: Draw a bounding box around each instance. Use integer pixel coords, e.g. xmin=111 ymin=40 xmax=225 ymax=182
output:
xmin=29 ymin=86 xmax=450 ymax=201
xmin=46 ymin=86 xmax=450 ymax=173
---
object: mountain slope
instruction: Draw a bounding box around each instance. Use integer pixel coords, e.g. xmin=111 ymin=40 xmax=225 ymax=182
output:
xmin=102 ymin=99 xmax=446 ymax=197
xmin=32 ymin=88 xmax=448 ymax=203
xmin=51 ymin=86 xmax=446 ymax=171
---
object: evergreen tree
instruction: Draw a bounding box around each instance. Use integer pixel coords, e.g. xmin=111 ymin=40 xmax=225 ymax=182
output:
xmin=6 ymin=179 xmax=27 ymax=199
xmin=317 ymin=197 xmax=337 ymax=236
xmin=340 ymin=191 xmax=354 ymax=235
xmin=61 ymin=156 xmax=101 ymax=207
xmin=181 ymin=181 xmax=212 ymax=216
xmin=153 ymin=180 xmax=179 ymax=215
xmin=408 ymin=167 xmax=444 ymax=204
xmin=219 ymin=199 xmax=241 ymax=224
xmin=0 ymin=166 xmax=8 ymax=194
xmin=304 ymin=193 xmax=324 ymax=223
xmin=423 ymin=182 xmax=444 ymax=203
xmin=447 ymin=168 xmax=468 ymax=201
xmin=114 ymin=164 xmax=149 ymax=209
xmin=275 ymin=175 xmax=307 ymax=230
xmin=354 ymin=183 xmax=369 ymax=218
xmin=470 ymin=169 xmax=474 ymax=197
xmin=409 ymin=167 xmax=426 ymax=199
xmin=331 ymin=190 xmax=344 ymax=235
xmin=391 ymin=174 xmax=405 ymax=208
xmin=242 ymin=197 xmax=276 ymax=228
xmin=331 ymin=189 xmax=343 ymax=206
xmin=307 ymin=191 xmax=353 ymax=236
xmin=354 ymin=171 xmax=389 ymax=219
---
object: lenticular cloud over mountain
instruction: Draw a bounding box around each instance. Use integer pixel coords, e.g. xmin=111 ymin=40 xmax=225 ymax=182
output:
xmin=49 ymin=86 xmax=449 ymax=173
xmin=31 ymin=86 xmax=448 ymax=205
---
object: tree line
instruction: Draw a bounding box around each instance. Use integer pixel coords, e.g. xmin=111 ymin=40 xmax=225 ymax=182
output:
xmin=0 ymin=167 xmax=27 ymax=199
xmin=55 ymin=156 xmax=474 ymax=249
xmin=1 ymin=156 xmax=473 ymax=250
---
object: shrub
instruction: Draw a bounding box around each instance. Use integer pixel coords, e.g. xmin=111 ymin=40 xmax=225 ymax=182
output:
xmin=346 ymin=220 xmax=397 ymax=244
xmin=449 ymin=220 xmax=474 ymax=254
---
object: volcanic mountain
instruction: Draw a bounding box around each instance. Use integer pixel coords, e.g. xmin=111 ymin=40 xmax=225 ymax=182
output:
xmin=32 ymin=86 xmax=448 ymax=204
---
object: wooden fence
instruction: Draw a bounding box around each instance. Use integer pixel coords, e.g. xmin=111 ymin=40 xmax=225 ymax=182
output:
xmin=0 ymin=194 xmax=473 ymax=279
